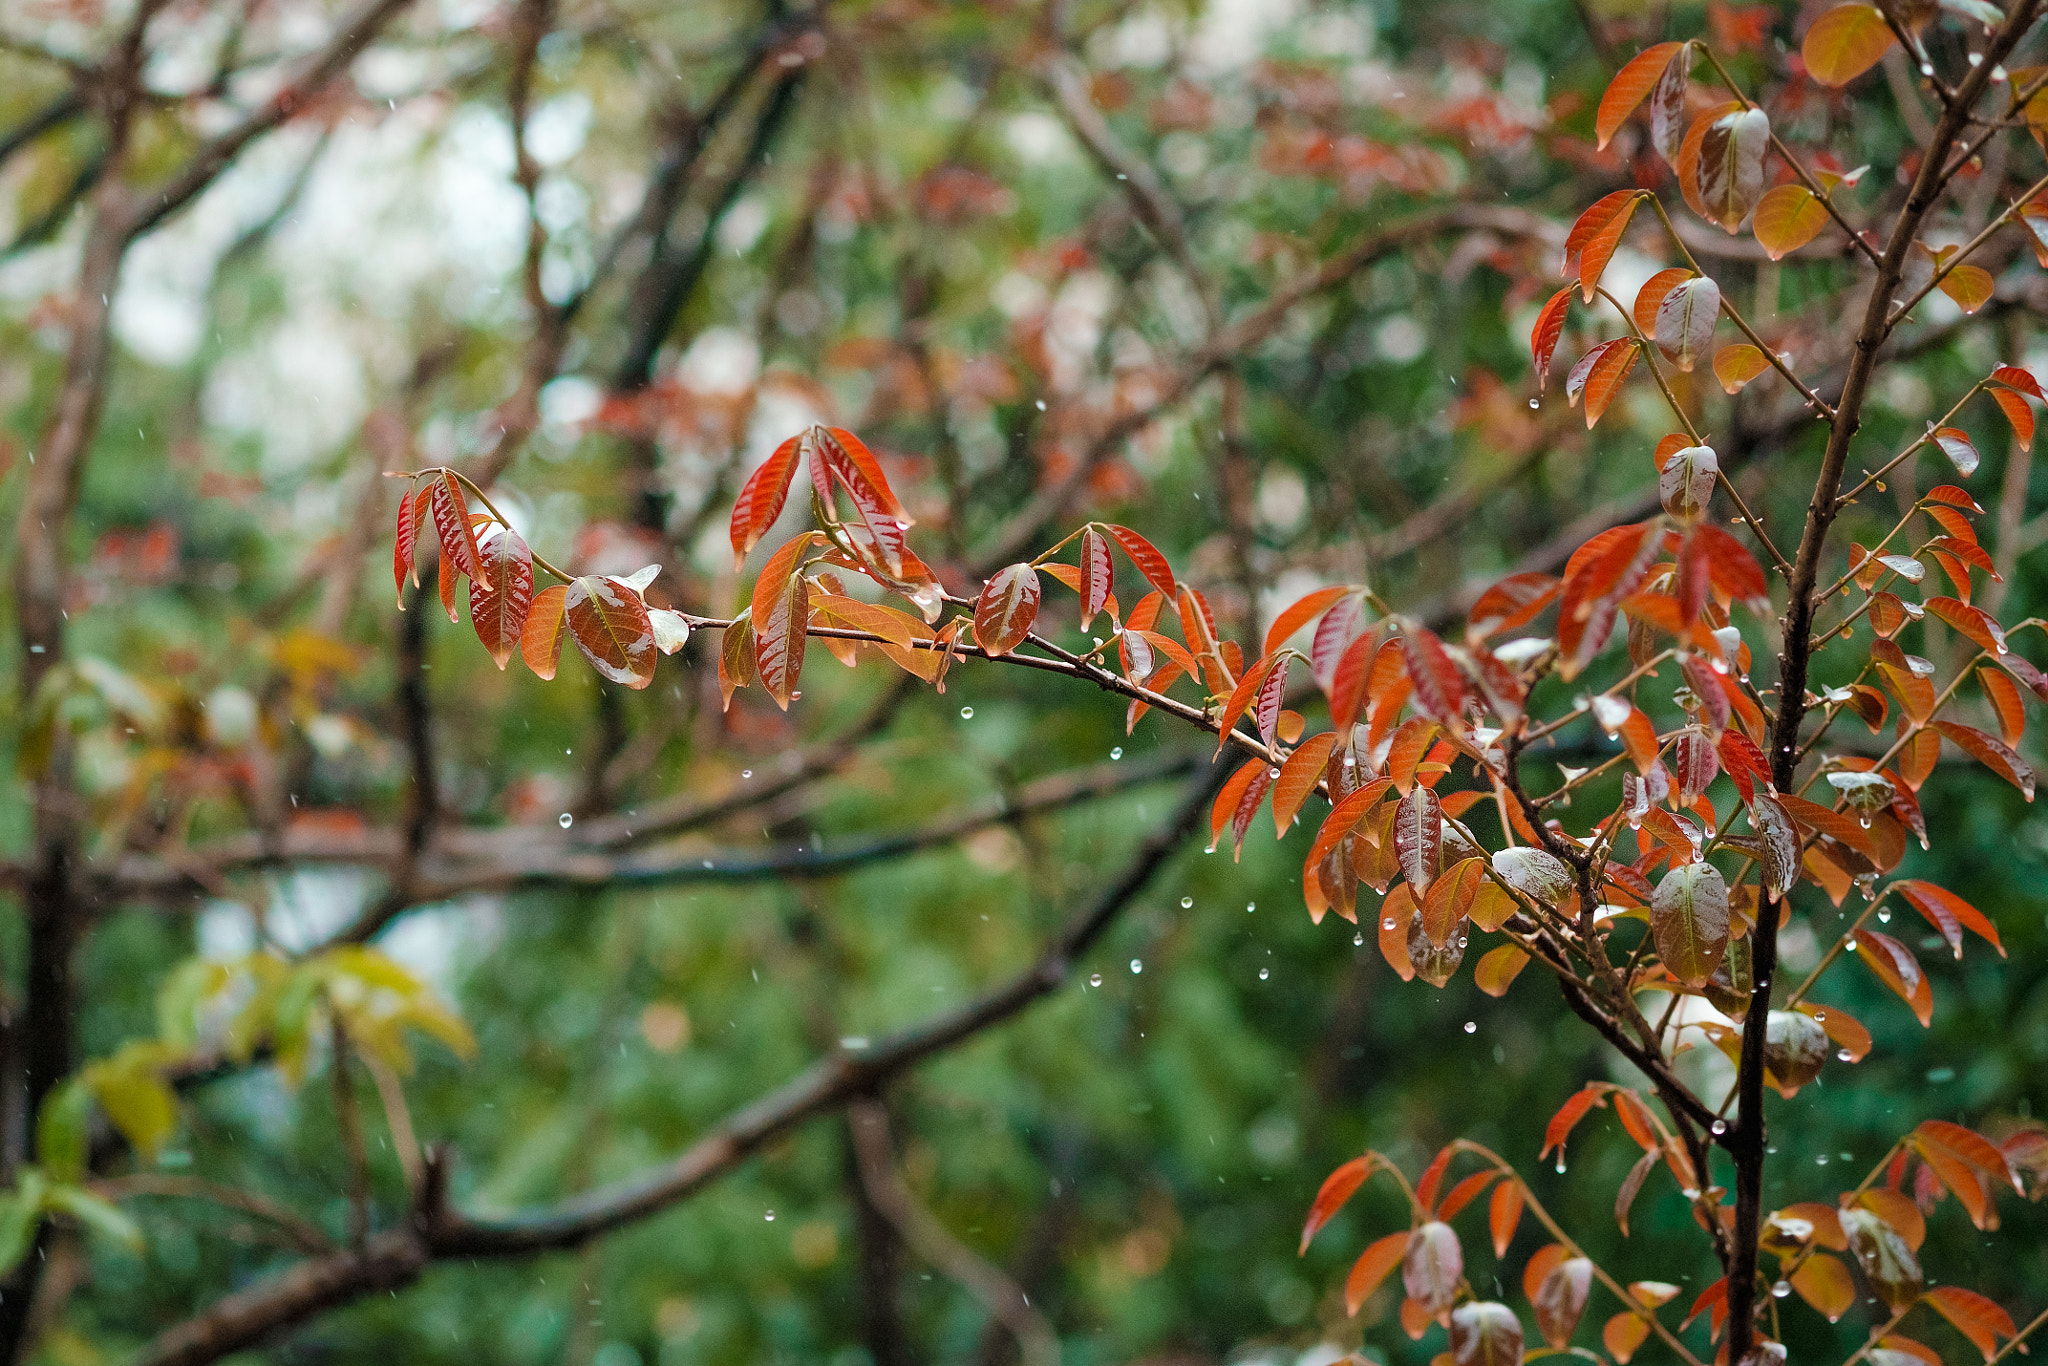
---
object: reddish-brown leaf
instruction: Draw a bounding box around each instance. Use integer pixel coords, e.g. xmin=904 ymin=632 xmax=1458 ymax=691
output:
xmin=1264 ymin=585 xmax=1351 ymax=658
xmin=1540 ymin=1083 xmax=1610 ymax=1160
xmin=1695 ymin=107 xmax=1769 ymax=234
xmin=973 ymin=563 xmax=1042 ymax=656
xmin=393 ymin=485 xmax=425 ymax=606
xmin=1400 ymin=625 xmax=1469 ymax=732
xmin=1567 ymin=338 xmax=1640 ymax=428
xmin=1402 ymin=1221 xmax=1462 ymax=1316
xmin=566 ymin=574 xmax=658 ymax=690
xmin=426 ymin=471 xmax=489 ymax=591
xmin=1468 ymin=572 xmax=1560 ymax=640
xmin=1992 ymin=386 xmax=2036 ymax=451
xmin=1563 ymin=190 xmax=1639 ymax=279
xmin=1894 ymin=879 xmax=2003 ymax=958
xmin=1078 ymin=526 xmax=1113 ymax=631
xmin=1935 ymin=721 xmax=2036 ymax=799
xmin=1534 ymin=1258 xmax=1593 ymax=1347
xmin=1271 ymin=733 xmax=1338 ymax=837
xmin=1981 ymin=665 xmax=2026 ymax=746
xmin=1853 ymin=928 xmax=1933 ymax=1025
xmin=469 ymin=528 xmax=535 ymax=669
xmin=1633 ymin=267 xmax=1693 ymax=335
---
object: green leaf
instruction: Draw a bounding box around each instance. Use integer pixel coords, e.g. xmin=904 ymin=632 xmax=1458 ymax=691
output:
xmin=43 ymin=1184 xmax=144 ymax=1253
xmin=36 ymin=1078 xmax=91 ymax=1184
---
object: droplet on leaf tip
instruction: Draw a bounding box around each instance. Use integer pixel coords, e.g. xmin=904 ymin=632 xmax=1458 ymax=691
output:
xmin=1838 ymin=1048 xmax=1855 ymax=1062
xmin=1353 ymin=932 xmax=1364 ymax=946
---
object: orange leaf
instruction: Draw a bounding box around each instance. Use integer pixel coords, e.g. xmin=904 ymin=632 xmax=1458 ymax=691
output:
xmin=1106 ymin=524 xmax=1176 ymax=596
xmin=520 ymin=584 xmax=567 ymax=680
xmin=1925 ymin=1286 xmax=2018 ymax=1362
xmin=1788 ymin=1252 xmax=1855 ymax=1322
xmin=1802 ymin=4 xmax=1896 ymax=86
xmin=1894 ymin=879 xmax=2004 ymax=958
xmin=1597 ymin=42 xmax=1688 ymax=149
xmin=1753 ymin=183 xmax=1831 ymax=258
xmin=1934 ymin=721 xmax=2036 ymax=799
xmin=1541 ymin=1083 xmax=1611 ymax=1159
xmin=1489 ymin=1180 xmax=1523 ymax=1258
xmin=1265 ymin=585 xmax=1352 ymax=658
xmin=1273 ymin=733 xmax=1339 ymax=837
xmin=1852 ymin=927 xmax=1932 ymax=1025
xmin=1345 ymin=1231 xmax=1410 ymax=1315
xmin=1531 ymin=286 xmax=1574 ymax=393
xmin=1301 ymin=1155 xmax=1377 ymax=1254
xmin=1567 ymin=338 xmax=1640 ymax=428
xmin=1714 ymin=343 xmax=1772 ymax=394
xmin=1939 ymin=263 xmax=1996 ymax=314
xmin=1474 ymin=942 xmax=1529 ymax=997
xmin=1633 ymin=268 xmax=1693 ymax=335
xmin=973 ymin=563 xmax=1042 ymax=656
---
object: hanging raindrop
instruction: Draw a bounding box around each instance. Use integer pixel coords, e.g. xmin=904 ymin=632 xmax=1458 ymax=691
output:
xmin=1877 ymin=908 xmax=1891 ymax=923
xmin=1772 ymin=1280 xmax=1791 ymax=1299
xmin=741 ymin=769 xmax=753 ymax=779
xmin=1353 ymin=932 xmax=1365 ymax=946
xmin=765 ymin=1210 xmax=776 ymax=1222
xmin=1555 ymin=1155 xmax=1567 ymax=1174
xmin=1258 ymin=967 xmax=1270 ymax=980
xmin=1838 ymin=1048 xmax=1855 ymax=1062
xmin=1246 ymin=902 xmax=1256 ymax=913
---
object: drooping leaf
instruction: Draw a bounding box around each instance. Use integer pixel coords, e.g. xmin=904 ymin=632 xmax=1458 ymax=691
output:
xmin=1853 ymin=928 xmax=1933 ymax=1025
xmin=520 ymin=584 xmax=567 ymax=680
xmin=1468 ymin=572 xmax=1561 ymax=640
xmin=565 ymin=575 xmax=658 ymax=691
xmin=1925 ymin=1286 xmax=2019 ymax=1362
xmin=1566 ymin=338 xmax=1640 ymax=428
xmin=1939 ymin=263 xmax=1996 ymax=314
xmin=1788 ymin=1252 xmax=1855 ymax=1322
xmin=1660 ymin=444 xmax=1718 ymax=523
xmin=1894 ymin=879 xmax=2003 ymax=958
xmin=468 ymin=527 xmax=535 ymax=670
xmin=426 ymin=471 xmax=489 ymax=591
xmin=1301 ymin=1153 xmax=1378 ymax=1253
xmin=1839 ymin=1206 xmax=1924 ymax=1309
xmin=1077 ymin=526 xmax=1113 ymax=631
xmin=1934 ymin=721 xmax=2035 ymax=799
xmin=1603 ymin=1313 xmax=1652 ymax=1364
xmin=1394 ymin=784 xmax=1444 ymax=891
xmin=393 ymin=485 xmax=426 ymax=605
xmin=1650 ymin=860 xmax=1730 ymax=986
xmin=1534 ymin=1258 xmax=1592 ymax=1347
xmin=1106 ymin=524 xmax=1176 ymax=596
xmin=1489 ymin=1180 xmax=1523 ymax=1257
xmin=1531 ymin=287 xmax=1573 ymax=393
xmin=1714 ymin=344 xmax=1773 ymax=394
xmin=1633 ymin=268 xmax=1694 ymax=336
xmin=1751 ymin=794 xmax=1800 ymax=896
xmin=1264 ymin=585 xmax=1351 ymax=658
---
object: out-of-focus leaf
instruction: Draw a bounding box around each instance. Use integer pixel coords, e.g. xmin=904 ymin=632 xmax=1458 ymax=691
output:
xmin=1803 ymin=5 xmax=1896 ymax=85
xmin=1450 ymin=1301 xmax=1525 ymax=1366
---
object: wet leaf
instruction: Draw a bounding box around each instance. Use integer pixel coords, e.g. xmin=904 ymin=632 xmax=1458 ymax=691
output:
xmin=973 ymin=563 xmax=1042 ymax=656
xmin=1753 ymin=184 xmax=1831 ymax=258
xmin=1490 ymin=1180 xmax=1523 ymax=1257
xmin=1531 ymin=287 xmax=1573 ymax=393
xmin=566 ymin=575 xmax=657 ymax=690
xmin=1651 ymin=861 xmax=1730 ymax=986
xmin=1853 ymin=928 xmax=1933 ymax=1025
xmin=1714 ymin=343 xmax=1773 ymax=394
xmin=520 ymin=584 xmax=567 ymax=680
xmin=1534 ymin=1258 xmax=1592 ymax=1346
xmin=1597 ymin=42 xmax=1688 ymax=150
xmin=1078 ymin=526 xmax=1113 ymax=631
xmin=469 ymin=528 xmax=535 ymax=669
xmin=1789 ymin=1253 xmax=1855 ymax=1322
xmin=1450 ymin=1301 xmax=1524 ymax=1366
xmin=1839 ymin=1206 xmax=1924 ymax=1308
xmin=1395 ymin=784 xmax=1444 ymax=891
xmin=1654 ymin=275 xmax=1720 ymax=372
xmin=1403 ymin=1221 xmax=1463 ymax=1316
xmin=1301 ymin=1154 xmax=1379 ymax=1253
xmin=1660 ymin=444 xmax=1718 ymax=523
xmin=730 ymin=433 xmax=803 ymax=569
xmin=1695 ymin=108 xmax=1769 ymax=233
xmin=1802 ymin=4 xmax=1896 ymax=85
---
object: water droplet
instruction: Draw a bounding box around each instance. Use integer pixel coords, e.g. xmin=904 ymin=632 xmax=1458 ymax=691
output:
xmin=1846 ymin=939 xmax=1859 ymax=952
xmin=1268 ymin=767 xmax=1281 ymax=779
xmin=1920 ymin=61 xmax=1935 ymax=76
xmin=1555 ymin=1155 xmax=1567 ymax=1174
xmin=765 ymin=1210 xmax=776 ymax=1222
xmin=1246 ymin=901 xmax=1256 ymax=913
xmin=1529 ymin=397 xmax=1541 ymax=410
xmin=1130 ymin=959 xmax=1143 ymax=974
xmin=1838 ymin=1048 xmax=1855 ymax=1062
xmin=1353 ymin=932 xmax=1365 ymax=946
xmin=1088 ymin=973 xmax=1102 ymax=987
xmin=1877 ymin=908 xmax=1891 ymax=923
xmin=1034 ymin=399 xmax=1047 ymax=411
xmin=558 ymin=813 xmax=573 ymax=829
xmin=1711 ymin=1120 xmax=1727 ymax=1135
xmin=1382 ymin=917 xmax=1397 ymax=931
xmin=1180 ymin=896 xmax=1194 ymax=909
xmin=1815 ymin=1154 xmax=1829 ymax=1165
xmin=1463 ymin=1021 xmax=1477 ymax=1034
xmin=1110 ymin=746 xmax=1123 ymax=760
xmin=960 ymin=706 xmax=974 ymax=719
xmin=1772 ymin=1279 xmax=1792 ymax=1299
xmin=1813 ymin=1010 xmax=1826 ymax=1022
xmin=1859 ymin=812 xmax=1872 ymax=829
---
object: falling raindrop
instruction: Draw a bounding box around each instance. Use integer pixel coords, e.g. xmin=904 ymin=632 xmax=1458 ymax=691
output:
xmin=1110 ymin=746 xmax=1123 ymax=760
xmin=1711 ymin=1120 xmax=1727 ymax=1135
xmin=765 ymin=1210 xmax=776 ymax=1222
xmin=1089 ymin=973 xmax=1103 ymax=987
xmin=742 ymin=769 xmax=753 ymax=779
xmin=1555 ymin=1155 xmax=1567 ymax=1174
xmin=1257 ymin=967 xmax=1270 ymax=980
xmin=1816 ymin=1154 xmax=1830 ymax=1165
xmin=558 ymin=813 xmax=573 ymax=829
xmin=960 ymin=706 xmax=974 ymax=719
xmin=1528 ymin=398 xmax=1541 ymax=410
xmin=1246 ymin=901 xmax=1256 ymax=913
xmin=1034 ymin=399 xmax=1048 ymax=411
xmin=1772 ymin=1280 xmax=1791 ymax=1299
xmin=1463 ymin=1021 xmax=1477 ymax=1034
xmin=1130 ymin=959 xmax=1143 ymax=974
xmin=1181 ymin=896 xmax=1194 ymax=909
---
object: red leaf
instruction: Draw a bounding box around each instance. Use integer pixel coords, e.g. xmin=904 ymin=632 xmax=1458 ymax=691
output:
xmin=469 ymin=528 xmax=535 ymax=669
xmin=393 ymin=486 xmax=425 ymax=606
xmin=426 ymin=471 xmax=489 ymax=591
xmin=1566 ymin=338 xmax=1640 ymax=427
xmin=1399 ymin=625 xmax=1469 ymax=732
xmin=1489 ymin=1180 xmax=1523 ymax=1257
xmin=565 ymin=574 xmax=658 ymax=690
xmin=1265 ymin=585 xmax=1351 ymax=658
xmin=973 ymin=563 xmax=1042 ymax=656
xmin=1926 ymin=596 xmax=2007 ymax=655
xmin=1437 ymin=1170 xmax=1500 ymax=1222
xmin=1541 ymin=1083 xmax=1611 ymax=1160
xmin=1925 ymin=1286 xmax=2019 ymax=1362
xmin=750 ymin=540 xmax=819 ymax=708
xmin=730 ymin=433 xmax=803 ymax=569
xmin=1273 ymin=733 xmax=1339 ymax=837
xmin=1106 ymin=525 xmax=1176 ymax=596
xmin=1301 ymin=1155 xmax=1377 ymax=1253
xmin=1531 ymin=286 xmax=1573 ymax=393
xmin=1981 ymin=665 xmax=2026 ymax=746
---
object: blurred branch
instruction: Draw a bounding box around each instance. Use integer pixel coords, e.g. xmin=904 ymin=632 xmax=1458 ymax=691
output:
xmin=131 ymin=766 xmax=1224 ymax=1366
xmin=89 ymin=1177 xmax=333 ymax=1255
xmin=847 ymin=1098 xmax=1060 ymax=1366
